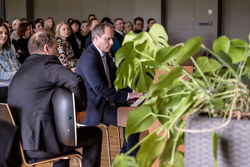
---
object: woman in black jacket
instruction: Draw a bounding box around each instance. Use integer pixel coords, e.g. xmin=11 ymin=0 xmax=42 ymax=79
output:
xmin=67 ymin=20 xmax=84 ymax=59
xmin=13 ymin=23 xmax=31 ymax=64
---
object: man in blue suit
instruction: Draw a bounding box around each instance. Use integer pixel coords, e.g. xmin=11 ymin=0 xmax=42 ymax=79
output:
xmin=76 ymin=23 xmax=143 ymax=156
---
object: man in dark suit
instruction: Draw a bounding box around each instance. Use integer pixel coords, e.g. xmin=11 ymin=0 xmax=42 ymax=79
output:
xmin=8 ymin=30 xmax=102 ymax=167
xmin=76 ymin=23 xmax=143 ymax=156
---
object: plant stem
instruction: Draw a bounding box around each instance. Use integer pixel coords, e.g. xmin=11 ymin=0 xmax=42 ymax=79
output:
xmin=170 ymin=121 xmax=185 ymax=165
xmin=191 ymin=57 xmax=212 ymax=91
xmin=162 ymin=91 xmax=189 ymax=98
xmin=151 ymin=112 xmax=171 ymax=119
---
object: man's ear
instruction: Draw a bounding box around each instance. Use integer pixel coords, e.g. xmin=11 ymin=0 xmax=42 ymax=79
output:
xmin=43 ymin=44 xmax=50 ymax=55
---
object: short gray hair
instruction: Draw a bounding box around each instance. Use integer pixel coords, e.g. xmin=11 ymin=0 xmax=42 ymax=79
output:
xmin=91 ymin=23 xmax=113 ymax=41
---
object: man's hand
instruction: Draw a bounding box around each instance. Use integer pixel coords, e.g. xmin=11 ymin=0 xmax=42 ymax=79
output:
xmin=76 ymin=111 xmax=86 ymax=122
xmin=129 ymin=92 xmax=144 ymax=100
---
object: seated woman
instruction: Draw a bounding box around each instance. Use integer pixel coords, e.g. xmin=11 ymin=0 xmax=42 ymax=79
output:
xmin=146 ymin=18 xmax=156 ymax=32
xmin=0 ymin=22 xmax=21 ymax=84
xmin=55 ymin=21 xmax=77 ymax=72
xmin=67 ymin=20 xmax=84 ymax=59
xmin=124 ymin=21 xmax=133 ymax=34
xmin=44 ymin=17 xmax=55 ymax=34
xmin=13 ymin=23 xmax=31 ymax=64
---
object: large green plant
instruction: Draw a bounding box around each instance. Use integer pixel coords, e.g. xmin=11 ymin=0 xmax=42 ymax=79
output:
xmin=112 ymin=24 xmax=250 ymax=167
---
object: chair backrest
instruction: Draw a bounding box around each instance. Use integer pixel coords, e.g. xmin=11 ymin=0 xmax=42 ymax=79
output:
xmin=52 ymin=87 xmax=77 ymax=146
xmin=0 ymin=103 xmax=22 ymax=167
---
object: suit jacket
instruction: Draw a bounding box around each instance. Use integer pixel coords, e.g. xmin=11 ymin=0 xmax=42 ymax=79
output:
xmin=67 ymin=34 xmax=84 ymax=59
xmin=8 ymin=54 xmax=86 ymax=153
xmin=76 ymin=44 xmax=129 ymax=126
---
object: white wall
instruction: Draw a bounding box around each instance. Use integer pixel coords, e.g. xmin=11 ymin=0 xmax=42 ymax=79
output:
xmin=5 ymin=0 xmax=162 ymax=31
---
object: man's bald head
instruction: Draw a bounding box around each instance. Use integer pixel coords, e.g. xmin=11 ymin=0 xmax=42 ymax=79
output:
xmin=28 ymin=30 xmax=56 ymax=54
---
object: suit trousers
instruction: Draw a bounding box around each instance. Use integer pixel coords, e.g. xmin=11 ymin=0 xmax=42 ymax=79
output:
xmin=99 ymin=105 xmax=140 ymax=157
xmin=25 ymin=126 xmax=102 ymax=167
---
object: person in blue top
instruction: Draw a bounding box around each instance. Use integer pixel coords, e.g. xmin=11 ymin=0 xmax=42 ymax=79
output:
xmin=0 ymin=22 xmax=21 ymax=84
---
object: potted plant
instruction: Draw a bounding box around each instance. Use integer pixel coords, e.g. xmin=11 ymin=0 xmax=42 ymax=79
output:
xmin=112 ymin=24 xmax=250 ymax=167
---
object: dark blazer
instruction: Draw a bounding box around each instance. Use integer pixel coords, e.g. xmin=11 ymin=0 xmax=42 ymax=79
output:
xmin=12 ymin=37 xmax=30 ymax=64
xmin=67 ymin=34 xmax=84 ymax=59
xmin=8 ymin=54 xmax=86 ymax=153
xmin=76 ymin=44 xmax=129 ymax=126
xmin=84 ymin=35 xmax=92 ymax=50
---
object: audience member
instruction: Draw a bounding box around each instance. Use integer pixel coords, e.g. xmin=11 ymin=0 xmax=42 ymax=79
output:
xmin=146 ymin=18 xmax=156 ymax=32
xmin=36 ymin=18 xmax=44 ymax=27
xmin=20 ymin=18 xmax=28 ymax=23
xmin=84 ymin=18 xmax=99 ymax=49
xmin=81 ymin=20 xmax=90 ymax=50
xmin=67 ymin=20 xmax=84 ymax=59
xmin=3 ymin=21 xmax=12 ymax=35
xmin=0 ymin=22 xmax=21 ymax=84
xmin=55 ymin=21 xmax=77 ymax=72
xmin=101 ymin=17 xmax=112 ymax=24
xmin=8 ymin=29 xmax=102 ymax=167
xmin=4 ymin=21 xmax=18 ymax=54
xmin=67 ymin=18 xmax=74 ymax=25
xmin=134 ymin=17 xmax=144 ymax=33
xmin=13 ymin=23 xmax=31 ymax=64
xmin=88 ymin=14 xmax=96 ymax=22
xmin=10 ymin=18 xmax=21 ymax=41
xmin=124 ymin=21 xmax=133 ymax=34
xmin=76 ymin=23 xmax=143 ymax=157
xmin=111 ymin=18 xmax=124 ymax=55
xmin=44 ymin=17 xmax=55 ymax=33
xmin=32 ymin=18 xmax=44 ymax=33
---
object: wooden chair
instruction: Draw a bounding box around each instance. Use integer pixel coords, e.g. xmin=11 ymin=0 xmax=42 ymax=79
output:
xmin=0 ymin=89 xmax=83 ymax=167
xmin=53 ymin=87 xmax=112 ymax=167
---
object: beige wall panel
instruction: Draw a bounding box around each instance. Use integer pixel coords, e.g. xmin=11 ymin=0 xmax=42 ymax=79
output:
xmin=5 ymin=0 xmax=26 ymax=22
xmin=107 ymin=0 xmax=135 ymax=23
xmin=57 ymin=0 xmax=82 ymax=22
xmin=83 ymin=0 xmax=108 ymax=21
xmin=221 ymin=0 xmax=250 ymax=41
xmin=33 ymin=0 xmax=57 ymax=21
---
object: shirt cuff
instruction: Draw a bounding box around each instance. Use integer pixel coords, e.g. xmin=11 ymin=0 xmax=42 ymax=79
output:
xmin=126 ymin=93 xmax=130 ymax=101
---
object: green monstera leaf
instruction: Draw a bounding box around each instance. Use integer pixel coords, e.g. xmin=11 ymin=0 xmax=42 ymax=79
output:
xmin=114 ymin=42 xmax=136 ymax=90
xmin=137 ymin=133 xmax=166 ymax=167
xmin=159 ymin=132 xmax=184 ymax=167
xmin=196 ymin=56 xmax=221 ymax=73
xmin=155 ymin=44 xmax=183 ymax=68
xmin=131 ymin=59 xmax=155 ymax=92
xmin=148 ymin=66 xmax=182 ymax=97
xmin=175 ymin=37 xmax=202 ymax=65
xmin=213 ymin=36 xmax=230 ymax=55
xmin=122 ymin=31 xmax=138 ymax=46
xmin=149 ymin=23 xmax=169 ymax=48
xmin=112 ymin=154 xmax=139 ymax=167
xmin=228 ymin=39 xmax=248 ymax=64
xmin=115 ymin=25 xmax=171 ymax=92
xmin=126 ymin=106 xmax=156 ymax=140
